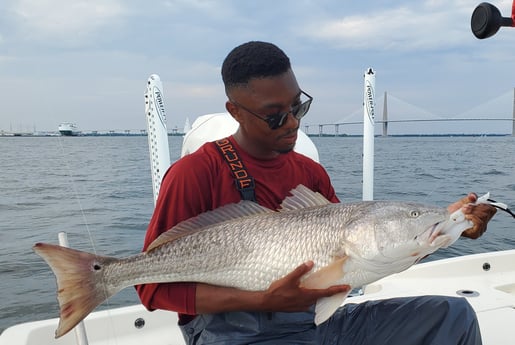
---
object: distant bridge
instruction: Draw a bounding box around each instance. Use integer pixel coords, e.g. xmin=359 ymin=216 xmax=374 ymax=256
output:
xmin=305 ymin=89 xmax=515 ymax=137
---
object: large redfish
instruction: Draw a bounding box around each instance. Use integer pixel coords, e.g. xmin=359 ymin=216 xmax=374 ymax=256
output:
xmin=33 ymin=185 xmax=479 ymax=338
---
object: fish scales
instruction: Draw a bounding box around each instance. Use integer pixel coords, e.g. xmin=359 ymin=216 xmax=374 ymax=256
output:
xmin=108 ymin=204 xmax=349 ymax=292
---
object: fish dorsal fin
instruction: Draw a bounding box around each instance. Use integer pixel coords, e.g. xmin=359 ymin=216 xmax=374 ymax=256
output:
xmin=279 ymin=184 xmax=331 ymax=212
xmin=146 ymin=201 xmax=273 ymax=251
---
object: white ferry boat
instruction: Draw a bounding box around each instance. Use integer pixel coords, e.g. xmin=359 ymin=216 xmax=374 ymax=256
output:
xmin=58 ymin=123 xmax=80 ymax=136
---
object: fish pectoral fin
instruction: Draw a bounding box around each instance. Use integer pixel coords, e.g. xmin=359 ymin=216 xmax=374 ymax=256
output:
xmin=300 ymin=256 xmax=349 ymax=325
xmin=314 ymin=290 xmax=350 ymax=325
xmin=300 ymin=256 xmax=347 ymax=289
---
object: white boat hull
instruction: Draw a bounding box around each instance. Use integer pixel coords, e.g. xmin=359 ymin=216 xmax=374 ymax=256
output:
xmin=0 ymin=305 xmax=182 ymax=345
xmin=350 ymin=249 xmax=515 ymax=345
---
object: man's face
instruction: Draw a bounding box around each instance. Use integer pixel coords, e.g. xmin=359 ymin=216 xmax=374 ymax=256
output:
xmin=227 ymin=69 xmax=307 ymax=156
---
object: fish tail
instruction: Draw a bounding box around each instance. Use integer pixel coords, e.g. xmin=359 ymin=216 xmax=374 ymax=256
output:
xmin=33 ymin=242 xmax=119 ymax=338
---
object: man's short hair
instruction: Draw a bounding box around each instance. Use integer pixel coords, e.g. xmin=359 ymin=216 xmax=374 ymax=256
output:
xmin=221 ymin=41 xmax=291 ymax=92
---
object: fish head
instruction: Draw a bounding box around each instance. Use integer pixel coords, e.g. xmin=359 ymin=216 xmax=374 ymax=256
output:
xmin=346 ymin=202 xmax=453 ymax=264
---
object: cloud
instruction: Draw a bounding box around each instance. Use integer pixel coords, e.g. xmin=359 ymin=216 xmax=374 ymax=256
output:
xmin=11 ymin=0 xmax=127 ymax=45
xmin=299 ymin=2 xmax=478 ymax=51
xmin=162 ymin=0 xmax=226 ymax=14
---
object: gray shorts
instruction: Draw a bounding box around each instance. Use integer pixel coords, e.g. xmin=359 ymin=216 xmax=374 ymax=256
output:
xmin=179 ymin=295 xmax=482 ymax=345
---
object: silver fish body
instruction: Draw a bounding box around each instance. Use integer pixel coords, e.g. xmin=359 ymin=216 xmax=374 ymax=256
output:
xmin=107 ymin=202 xmax=443 ymax=291
xmin=33 ymin=185 xmax=471 ymax=338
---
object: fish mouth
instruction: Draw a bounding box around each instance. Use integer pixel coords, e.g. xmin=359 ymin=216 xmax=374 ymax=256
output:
xmin=428 ymin=222 xmax=444 ymax=243
xmin=417 ymin=209 xmax=473 ymax=248
xmin=415 ymin=220 xmax=447 ymax=246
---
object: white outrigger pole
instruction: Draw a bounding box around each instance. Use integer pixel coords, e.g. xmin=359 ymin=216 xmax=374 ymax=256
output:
xmin=362 ymin=68 xmax=375 ymax=201
xmin=145 ymin=74 xmax=172 ymax=204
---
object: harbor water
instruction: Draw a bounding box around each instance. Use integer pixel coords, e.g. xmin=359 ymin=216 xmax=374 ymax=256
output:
xmin=1 ymin=135 xmax=514 ymax=333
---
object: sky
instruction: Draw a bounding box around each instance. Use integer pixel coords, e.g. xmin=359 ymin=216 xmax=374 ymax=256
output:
xmin=1 ymin=0 xmax=514 ymax=135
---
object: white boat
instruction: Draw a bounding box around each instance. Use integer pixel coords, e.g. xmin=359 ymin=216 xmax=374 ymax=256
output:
xmin=1 ymin=75 xmax=513 ymax=345
xmin=0 ymin=305 xmax=182 ymax=345
xmin=58 ymin=123 xmax=80 ymax=136
xmin=183 ymin=117 xmax=191 ymax=134
xmin=351 ymin=249 xmax=515 ymax=345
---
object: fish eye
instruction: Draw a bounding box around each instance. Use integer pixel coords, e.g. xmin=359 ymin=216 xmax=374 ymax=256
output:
xmin=410 ymin=210 xmax=420 ymax=218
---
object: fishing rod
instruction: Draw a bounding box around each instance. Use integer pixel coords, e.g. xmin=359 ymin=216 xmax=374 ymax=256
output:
xmin=471 ymin=1 xmax=515 ymax=38
xmin=486 ymin=198 xmax=515 ymax=218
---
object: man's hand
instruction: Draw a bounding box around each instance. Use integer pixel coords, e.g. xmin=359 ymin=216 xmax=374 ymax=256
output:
xmin=261 ymin=261 xmax=351 ymax=312
xmin=448 ymin=193 xmax=497 ymax=239
xmin=195 ymin=261 xmax=350 ymax=315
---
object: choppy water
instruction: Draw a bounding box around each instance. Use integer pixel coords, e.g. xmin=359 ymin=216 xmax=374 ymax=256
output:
xmin=1 ymin=135 xmax=514 ymax=332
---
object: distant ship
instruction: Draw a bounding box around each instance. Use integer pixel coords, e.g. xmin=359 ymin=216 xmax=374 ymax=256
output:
xmin=58 ymin=123 xmax=80 ymax=136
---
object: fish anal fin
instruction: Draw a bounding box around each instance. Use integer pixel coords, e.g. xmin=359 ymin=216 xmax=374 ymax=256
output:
xmin=314 ymin=290 xmax=351 ymax=325
xmin=147 ymin=201 xmax=273 ymax=251
xmin=301 ymin=256 xmax=348 ymax=289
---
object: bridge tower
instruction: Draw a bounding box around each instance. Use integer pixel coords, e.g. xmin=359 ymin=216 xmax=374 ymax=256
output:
xmin=382 ymin=91 xmax=388 ymax=137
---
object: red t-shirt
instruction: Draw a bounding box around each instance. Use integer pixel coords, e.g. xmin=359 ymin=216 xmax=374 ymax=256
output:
xmin=136 ymin=136 xmax=339 ymax=324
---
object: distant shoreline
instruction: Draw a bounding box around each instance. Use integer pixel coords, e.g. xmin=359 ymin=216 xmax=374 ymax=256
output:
xmin=0 ymin=132 xmax=511 ymax=138
xmin=0 ymin=132 xmax=185 ymax=137
xmin=307 ymin=133 xmax=512 ymax=138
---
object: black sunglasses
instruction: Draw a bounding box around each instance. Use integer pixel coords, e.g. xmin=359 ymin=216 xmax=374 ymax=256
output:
xmin=231 ymin=90 xmax=313 ymax=130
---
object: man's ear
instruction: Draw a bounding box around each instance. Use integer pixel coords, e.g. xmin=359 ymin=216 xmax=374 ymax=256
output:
xmin=226 ymin=101 xmax=243 ymax=123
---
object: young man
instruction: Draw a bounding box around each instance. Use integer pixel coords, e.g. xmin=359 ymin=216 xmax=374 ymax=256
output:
xmin=137 ymin=41 xmax=496 ymax=344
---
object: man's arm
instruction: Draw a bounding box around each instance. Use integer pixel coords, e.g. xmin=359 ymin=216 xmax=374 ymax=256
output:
xmin=195 ymin=261 xmax=350 ymax=314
